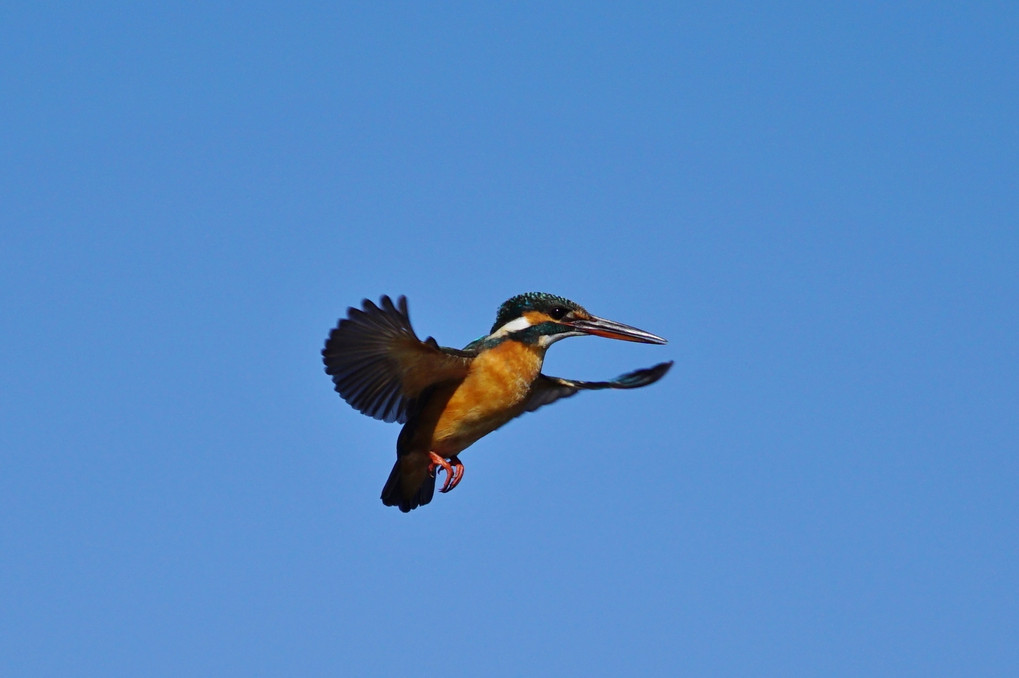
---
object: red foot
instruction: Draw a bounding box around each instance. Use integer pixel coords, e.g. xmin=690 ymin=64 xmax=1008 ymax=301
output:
xmin=427 ymin=452 xmax=465 ymax=493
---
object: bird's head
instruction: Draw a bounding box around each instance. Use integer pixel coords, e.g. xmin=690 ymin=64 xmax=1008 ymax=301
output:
xmin=487 ymin=292 xmax=667 ymax=348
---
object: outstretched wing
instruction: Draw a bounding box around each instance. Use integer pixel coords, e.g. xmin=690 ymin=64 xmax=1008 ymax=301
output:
xmin=522 ymin=361 xmax=673 ymax=414
xmin=322 ymin=295 xmax=472 ymax=423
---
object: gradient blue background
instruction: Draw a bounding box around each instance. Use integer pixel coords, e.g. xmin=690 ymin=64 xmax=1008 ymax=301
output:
xmin=3 ymin=3 xmax=1017 ymax=676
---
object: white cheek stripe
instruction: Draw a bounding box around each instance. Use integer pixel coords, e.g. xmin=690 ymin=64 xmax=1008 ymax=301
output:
xmin=491 ymin=315 xmax=535 ymax=337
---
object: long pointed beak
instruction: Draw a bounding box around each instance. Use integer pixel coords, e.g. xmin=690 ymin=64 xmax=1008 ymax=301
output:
xmin=567 ymin=315 xmax=668 ymax=344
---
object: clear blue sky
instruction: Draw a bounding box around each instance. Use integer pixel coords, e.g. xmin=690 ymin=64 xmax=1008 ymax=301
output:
xmin=2 ymin=2 xmax=1017 ymax=676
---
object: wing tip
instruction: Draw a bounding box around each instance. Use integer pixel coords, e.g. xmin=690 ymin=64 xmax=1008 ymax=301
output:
xmin=618 ymin=360 xmax=673 ymax=388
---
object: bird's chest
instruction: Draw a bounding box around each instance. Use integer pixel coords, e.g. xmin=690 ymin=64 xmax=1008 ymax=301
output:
xmin=430 ymin=342 xmax=543 ymax=452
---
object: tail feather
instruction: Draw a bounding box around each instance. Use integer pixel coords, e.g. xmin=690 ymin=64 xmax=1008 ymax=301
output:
xmin=381 ymin=454 xmax=436 ymax=512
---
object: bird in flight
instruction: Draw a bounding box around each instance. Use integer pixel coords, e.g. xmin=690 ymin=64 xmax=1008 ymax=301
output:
xmin=322 ymin=292 xmax=672 ymax=512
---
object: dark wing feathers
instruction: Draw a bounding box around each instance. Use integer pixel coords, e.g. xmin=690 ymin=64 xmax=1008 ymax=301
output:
xmin=523 ymin=360 xmax=673 ymax=414
xmin=323 ymin=295 xmax=471 ymax=423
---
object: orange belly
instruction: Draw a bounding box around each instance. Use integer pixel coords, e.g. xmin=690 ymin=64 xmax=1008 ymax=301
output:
xmin=426 ymin=341 xmax=544 ymax=455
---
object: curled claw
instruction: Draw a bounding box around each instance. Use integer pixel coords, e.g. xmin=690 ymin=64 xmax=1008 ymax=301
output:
xmin=427 ymin=452 xmax=465 ymax=493
xmin=443 ymin=456 xmax=464 ymax=493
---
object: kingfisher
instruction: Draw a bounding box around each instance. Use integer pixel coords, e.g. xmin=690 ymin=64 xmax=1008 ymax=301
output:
xmin=322 ymin=292 xmax=672 ymax=512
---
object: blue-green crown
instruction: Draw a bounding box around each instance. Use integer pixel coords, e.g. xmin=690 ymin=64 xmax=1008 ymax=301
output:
xmin=490 ymin=292 xmax=583 ymax=333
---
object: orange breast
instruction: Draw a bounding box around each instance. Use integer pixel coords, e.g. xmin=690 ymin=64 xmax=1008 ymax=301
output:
xmin=428 ymin=341 xmax=544 ymax=455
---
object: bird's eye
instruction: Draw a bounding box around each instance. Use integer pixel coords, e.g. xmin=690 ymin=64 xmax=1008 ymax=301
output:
xmin=549 ymin=306 xmax=568 ymax=320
